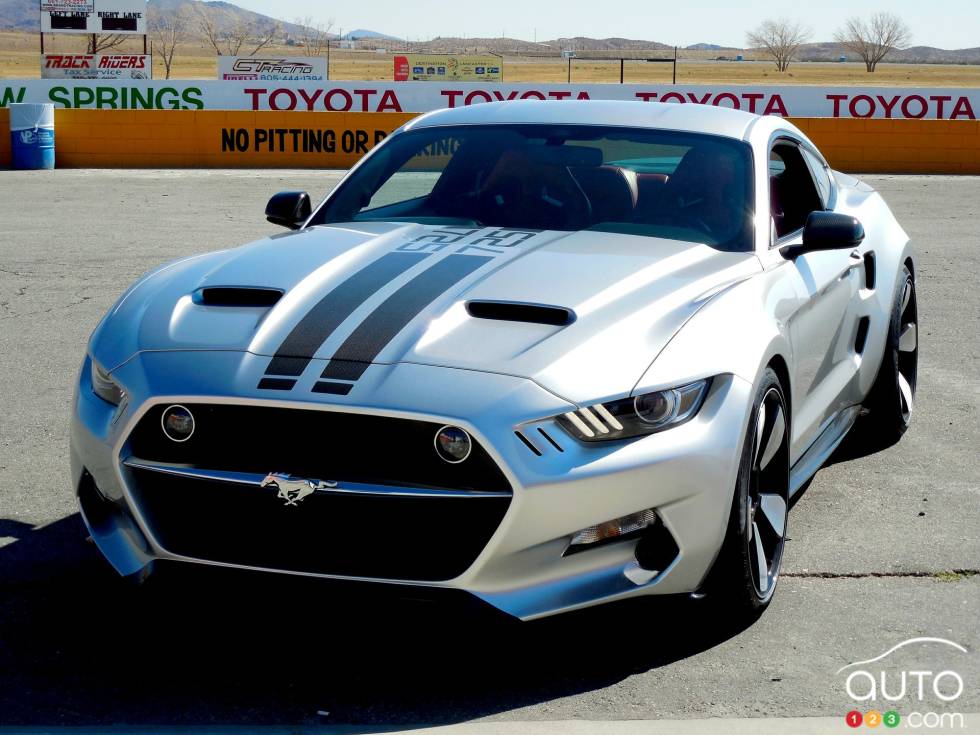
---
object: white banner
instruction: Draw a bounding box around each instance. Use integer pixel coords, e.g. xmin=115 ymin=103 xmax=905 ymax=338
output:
xmin=41 ymin=0 xmax=93 ymax=11
xmin=41 ymin=0 xmax=147 ymax=35
xmin=41 ymin=54 xmax=151 ymax=80
xmin=1 ymin=80 xmax=977 ymax=120
xmin=217 ymin=57 xmax=327 ymax=82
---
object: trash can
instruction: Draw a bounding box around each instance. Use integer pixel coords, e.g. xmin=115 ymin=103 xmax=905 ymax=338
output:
xmin=9 ymin=103 xmax=55 ymax=170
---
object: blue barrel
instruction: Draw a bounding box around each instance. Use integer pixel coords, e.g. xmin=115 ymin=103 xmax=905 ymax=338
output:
xmin=9 ymin=103 xmax=55 ymax=170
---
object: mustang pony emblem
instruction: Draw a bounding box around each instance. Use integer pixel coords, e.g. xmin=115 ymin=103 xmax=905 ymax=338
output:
xmin=260 ymin=473 xmax=338 ymax=507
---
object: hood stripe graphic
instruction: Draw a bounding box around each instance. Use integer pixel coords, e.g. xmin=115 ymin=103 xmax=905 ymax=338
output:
xmin=257 ymin=378 xmax=297 ymax=391
xmin=263 ymin=251 xmax=430 ymax=379
xmin=321 ymin=254 xmax=494 ymax=383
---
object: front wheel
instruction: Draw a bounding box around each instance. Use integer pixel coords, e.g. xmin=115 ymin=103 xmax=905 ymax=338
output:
xmin=704 ymin=368 xmax=790 ymax=617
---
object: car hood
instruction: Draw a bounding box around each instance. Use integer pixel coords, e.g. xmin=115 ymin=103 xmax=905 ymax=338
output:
xmin=93 ymin=222 xmax=760 ymax=404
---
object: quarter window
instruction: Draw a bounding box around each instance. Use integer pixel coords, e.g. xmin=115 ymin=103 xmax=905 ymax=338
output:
xmin=769 ymin=142 xmax=823 ymax=240
xmin=802 ymin=148 xmax=833 ymax=208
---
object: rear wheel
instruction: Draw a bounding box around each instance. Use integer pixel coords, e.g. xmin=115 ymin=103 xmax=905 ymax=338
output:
xmin=861 ymin=265 xmax=918 ymax=446
xmin=705 ymin=368 xmax=790 ymax=617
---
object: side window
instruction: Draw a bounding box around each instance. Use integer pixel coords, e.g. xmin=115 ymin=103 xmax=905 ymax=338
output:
xmin=802 ymin=148 xmax=833 ymax=208
xmin=769 ymin=142 xmax=824 ymax=240
xmin=363 ymin=171 xmax=441 ymax=212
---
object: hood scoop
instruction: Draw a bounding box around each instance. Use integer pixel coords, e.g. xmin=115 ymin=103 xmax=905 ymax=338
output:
xmin=465 ymin=300 xmax=576 ymax=327
xmin=193 ymin=287 xmax=284 ymax=308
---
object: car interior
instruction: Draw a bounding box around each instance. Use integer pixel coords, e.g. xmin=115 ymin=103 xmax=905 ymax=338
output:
xmin=316 ymin=126 xmax=756 ymax=252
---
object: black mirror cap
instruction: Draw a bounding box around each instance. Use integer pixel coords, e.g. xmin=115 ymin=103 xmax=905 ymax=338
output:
xmin=800 ymin=211 xmax=865 ymax=252
xmin=266 ymin=191 xmax=312 ymax=230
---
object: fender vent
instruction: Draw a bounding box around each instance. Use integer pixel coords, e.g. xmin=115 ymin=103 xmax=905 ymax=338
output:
xmin=194 ymin=287 xmax=283 ymax=307
xmin=514 ymin=427 xmax=564 ymax=457
xmin=466 ymin=301 xmax=575 ymax=327
xmin=863 ymin=252 xmax=877 ymax=290
xmin=855 ymin=316 xmax=871 ymax=354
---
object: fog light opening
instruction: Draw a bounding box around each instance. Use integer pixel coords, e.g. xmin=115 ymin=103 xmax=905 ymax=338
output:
xmin=161 ymin=404 xmax=195 ymax=443
xmin=434 ymin=425 xmax=472 ymax=464
xmin=567 ymin=508 xmax=658 ymax=553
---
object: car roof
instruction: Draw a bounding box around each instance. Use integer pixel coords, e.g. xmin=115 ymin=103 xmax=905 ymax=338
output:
xmin=403 ymin=100 xmax=762 ymax=141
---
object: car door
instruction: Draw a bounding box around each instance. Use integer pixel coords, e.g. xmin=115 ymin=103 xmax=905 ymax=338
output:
xmin=769 ymin=139 xmax=864 ymax=456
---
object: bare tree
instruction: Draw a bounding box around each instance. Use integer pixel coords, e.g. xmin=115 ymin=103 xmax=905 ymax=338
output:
xmin=295 ymin=15 xmax=335 ymax=56
xmin=196 ymin=6 xmax=226 ymax=55
xmin=195 ymin=6 xmax=280 ymax=56
xmin=746 ymin=18 xmax=811 ymax=72
xmin=149 ymin=7 xmax=190 ymax=79
xmin=246 ymin=19 xmax=280 ymax=55
xmin=835 ymin=12 xmax=912 ymax=72
xmin=87 ymin=34 xmax=127 ymax=54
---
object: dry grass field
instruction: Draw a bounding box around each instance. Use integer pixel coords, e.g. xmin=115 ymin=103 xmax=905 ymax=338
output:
xmin=2 ymin=31 xmax=979 ymax=85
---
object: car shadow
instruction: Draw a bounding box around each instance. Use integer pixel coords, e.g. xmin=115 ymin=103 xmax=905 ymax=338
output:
xmin=0 ymin=512 xmax=756 ymax=727
xmin=824 ymin=414 xmax=902 ymax=468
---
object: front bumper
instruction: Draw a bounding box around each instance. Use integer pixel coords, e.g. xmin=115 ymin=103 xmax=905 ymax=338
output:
xmin=71 ymin=350 xmax=753 ymax=620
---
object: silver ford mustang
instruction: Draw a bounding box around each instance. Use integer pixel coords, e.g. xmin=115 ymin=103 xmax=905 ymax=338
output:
xmin=70 ymin=101 xmax=918 ymax=620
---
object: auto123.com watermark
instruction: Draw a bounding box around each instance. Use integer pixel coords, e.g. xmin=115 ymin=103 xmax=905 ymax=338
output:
xmin=838 ymin=637 xmax=970 ymax=729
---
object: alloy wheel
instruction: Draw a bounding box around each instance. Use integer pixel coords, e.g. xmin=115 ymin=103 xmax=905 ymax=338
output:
xmin=897 ymin=274 xmax=919 ymax=424
xmin=748 ymin=387 xmax=789 ymax=600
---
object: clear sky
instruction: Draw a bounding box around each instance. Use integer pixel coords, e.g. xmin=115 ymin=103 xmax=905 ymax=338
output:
xmin=230 ymin=0 xmax=979 ymax=49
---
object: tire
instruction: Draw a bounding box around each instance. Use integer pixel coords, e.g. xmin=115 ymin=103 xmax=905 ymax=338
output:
xmin=704 ymin=368 xmax=790 ymax=618
xmin=860 ymin=264 xmax=918 ymax=447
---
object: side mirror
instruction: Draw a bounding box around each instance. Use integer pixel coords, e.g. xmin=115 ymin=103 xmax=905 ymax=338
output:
xmin=786 ymin=211 xmax=865 ymax=257
xmin=266 ymin=191 xmax=312 ymax=230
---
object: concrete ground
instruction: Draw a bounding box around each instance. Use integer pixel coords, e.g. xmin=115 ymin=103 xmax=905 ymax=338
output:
xmin=0 ymin=171 xmax=977 ymax=729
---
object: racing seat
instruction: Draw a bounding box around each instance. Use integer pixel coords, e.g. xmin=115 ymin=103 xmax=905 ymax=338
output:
xmin=570 ymin=165 xmax=639 ymax=225
xmin=649 ymin=145 xmax=742 ymax=240
xmin=632 ymin=173 xmax=670 ymax=222
xmin=479 ymin=149 xmax=593 ymax=230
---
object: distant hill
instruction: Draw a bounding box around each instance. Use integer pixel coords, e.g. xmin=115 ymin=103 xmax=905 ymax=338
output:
xmin=343 ymin=29 xmax=402 ymax=42
xmin=0 ymin=0 xmax=36 ymax=30
xmin=686 ymin=43 xmax=736 ymax=51
xmin=788 ymin=41 xmax=980 ymax=64
xmin=549 ymin=36 xmax=673 ymax=52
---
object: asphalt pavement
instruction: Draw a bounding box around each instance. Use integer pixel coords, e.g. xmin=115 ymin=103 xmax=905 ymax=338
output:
xmin=0 ymin=170 xmax=977 ymax=729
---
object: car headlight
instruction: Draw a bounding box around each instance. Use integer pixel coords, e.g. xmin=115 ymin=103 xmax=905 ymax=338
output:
xmin=90 ymin=358 xmax=125 ymax=406
xmin=557 ymin=379 xmax=711 ymax=442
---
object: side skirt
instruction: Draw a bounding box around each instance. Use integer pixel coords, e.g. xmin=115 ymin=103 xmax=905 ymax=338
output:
xmin=789 ymin=405 xmax=861 ymax=499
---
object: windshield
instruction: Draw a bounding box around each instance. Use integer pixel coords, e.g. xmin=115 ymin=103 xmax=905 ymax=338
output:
xmin=311 ymin=124 xmax=755 ymax=252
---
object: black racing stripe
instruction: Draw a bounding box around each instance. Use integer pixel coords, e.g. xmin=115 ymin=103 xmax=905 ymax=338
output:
xmin=312 ymin=381 xmax=354 ymax=396
xmin=321 ymin=254 xmax=493 ymax=382
xmin=257 ymin=378 xmax=296 ymax=391
xmin=264 ymin=251 xmax=430 ymax=377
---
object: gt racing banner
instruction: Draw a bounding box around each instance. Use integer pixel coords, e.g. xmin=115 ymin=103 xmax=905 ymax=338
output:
xmin=41 ymin=54 xmax=152 ymax=80
xmin=0 ymin=80 xmax=977 ymax=119
xmin=394 ymin=55 xmax=503 ymax=82
xmin=41 ymin=0 xmax=147 ymax=34
xmin=218 ymin=57 xmax=327 ymax=82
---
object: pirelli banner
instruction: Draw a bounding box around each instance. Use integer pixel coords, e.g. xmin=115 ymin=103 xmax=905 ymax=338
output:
xmin=1 ymin=80 xmax=978 ymax=119
xmin=218 ymin=56 xmax=327 ymax=82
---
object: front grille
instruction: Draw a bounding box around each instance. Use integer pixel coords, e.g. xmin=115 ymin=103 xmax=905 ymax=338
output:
xmin=127 ymin=468 xmax=509 ymax=580
xmin=124 ymin=404 xmax=513 ymax=581
xmin=128 ymin=404 xmax=510 ymax=494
